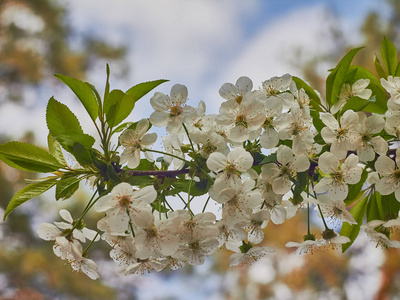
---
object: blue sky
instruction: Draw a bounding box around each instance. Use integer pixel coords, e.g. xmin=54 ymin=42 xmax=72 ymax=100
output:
xmin=0 ymin=0 xmax=390 ymax=144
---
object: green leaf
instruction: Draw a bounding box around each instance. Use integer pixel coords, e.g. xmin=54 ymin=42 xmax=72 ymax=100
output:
xmin=56 ymin=176 xmax=81 ymax=200
xmin=104 ymin=64 xmax=111 ymax=100
xmin=71 ymin=143 xmax=93 ymax=167
xmin=367 ymin=192 xmax=384 ymax=222
xmin=341 ymin=195 xmax=369 ymax=252
xmin=292 ymin=171 xmax=308 ymax=205
xmin=259 ymin=153 xmax=277 ymax=165
xmin=54 ymin=74 xmax=99 ymax=121
xmin=46 ymin=97 xmax=95 ymax=152
xmin=374 ymin=54 xmax=387 ymax=79
xmin=381 ymin=193 xmax=400 ymax=220
xmin=310 ymin=109 xmax=325 ymax=132
xmin=0 ymin=141 xmax=63 ymax=173
xmin=47 ymin=133 xmax=67 ymax=166
xmin=151 ymin=198 xmax=169 ymax=213
xmin=125 ymin=79 xmax=169 ymax=102
xmin=396 ymin=61 xmax=400 ymax=77
xmin=104 ymin=90 xmax=136 ymax=128
xmin=292 ymin=76 xmax=322 ymax=111
xmin=4 ymin=178 xmax=58 ymax=220
xmin=172 ymin=177 xmax=212 ymax=197
xmin=341 ymin=96 xmax=371 ymax=113
xmin=380 ymin=37 xmax=397 ymax=76
xmin=326 ymin=47 xmax=363 ymax=106
xmin=111 ymin=122 xmax=134 ymax=135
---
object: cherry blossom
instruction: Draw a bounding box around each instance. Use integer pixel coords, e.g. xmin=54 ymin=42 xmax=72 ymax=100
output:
xmin=321 ymin=110 xmax=359 ymax=159
xmin=375 ymin=148 xmax=400 ymax=201
xmin=149 ymin=84 xmax=196 ymax=133
xmin=119 ymin=118 xmax=157 ymax=169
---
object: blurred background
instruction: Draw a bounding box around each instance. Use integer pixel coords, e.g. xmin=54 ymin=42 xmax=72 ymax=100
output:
xmin=1 ymin=0 xmax=400 ymax=299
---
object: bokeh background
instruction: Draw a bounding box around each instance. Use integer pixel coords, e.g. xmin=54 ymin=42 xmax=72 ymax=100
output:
xmin=1 ymin=0 xmax=400 ymax=299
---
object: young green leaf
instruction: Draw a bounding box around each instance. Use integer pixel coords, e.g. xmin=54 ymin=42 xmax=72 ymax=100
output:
xmin=55 ymin=176 xmax=81 ymax=200
xmin=71 ymin=143 xmax=93 ymax=167
xmin=326 ymin=47 xmax=363 ymax=106
xmin=46 ymin=97 xmax=95 ymax=151
xmin=125 ymin=79 xmax=169 ymax=102
xmin=3 ymin=178 xmax=58 ymax=220
xmin=54 ymin=74 xmax=99 ymax=121
xmin=374 ymin=54 xmax=387 ymax=79
xmin=341 ymin=96 xmax=371 ymax=113
xmin=380 ymin=37 xmax=397 ymax=76
xmin=381 ymin=193 xmax=400 ymax=220
xmin=104 ymin=64 xmax=111 ymax=100
xmin=104 ymin=89 xmax=136 ymax=128
xmin=47 ymin=133 xmax=67 ymax=166
xmin=341 ymin=195 xmax=368 ymax=252
xmin=0 ymin=141 xmax=63 ymax=173
xmin=366 ymin=192 xmax=384 ymax=222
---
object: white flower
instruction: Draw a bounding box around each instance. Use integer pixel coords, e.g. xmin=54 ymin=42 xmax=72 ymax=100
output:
xmin=216 ymin=219 xmax=246 ymax=252
xmin=321 ymin=230 xmax=350 ymax=251
xmin=134 ymin=211 xmax=180 ymax=259
xmin=162 ymin=134 xmax=185 ymax=169
xmin=119 ymin=118 xmax=157 ymax=169
xmin=262 ymin=74 xmax=294 ymax=107
xmin=121 ymin=258 xmax=165 ymax=275
xmin=321 ymin=110 xmax=359 ymax=159
xmin=375 ymin=148 xmax=400 ymax=201
xmin=314 ymin=152 xmax=362 ymax=201
xmin=362 ymin=221 xmax=400 ymax=249
xmin=276 ymin=102 xmax=314 ymax=155
xmin=69 ymin=257 xmax=100 ymax=280
xmin=185 ymin=100 xmax=215 ymax=133
xmin=174 ymin=231 xmax=219 ymax=265
xmin=37 ymin=209 xmax=98 ymax=261
xmin=95 ymin=182 xmax=157 ymax=235
xmin=190 ymin=129 xmax=228 ymax=158
xmin=229 ymin=246 xmax=275 ymax=267
xmin=246 ymin=209 xmax=270 ymax=244
xmin=331 ymin=79 xmax=371 ymax=114
xmin=216 ymin=180 xmax=263 ymax=227
xmin=290 ymin=83 xmax=311 ymax=118
xmin=285 ymin=238 xmax=325 ymax=255
xmin=261 ymin=145 xmax=310 ymax=195
xmin=354 ymin=113 xmax=387 ymax=162
xmin=317 ymin=195 xmax=357 ymax=224
xmin=169 ymin=210 xmax=219 ymax=241
xmin=385 ymin=99 xmax=400 ymax=128
xmin=381 ymin=76 xmax=400 ymax=104
xmin=219 ymin=76 xmax=253 ymax=104
xmin=150 ymin=84 xmax=197 ymax=133
xmin=216 ymin=95 xmax=265 ymax=142
xmin=259 ymin=97 xmax=282 ymax=149
xmin=207 ymin=147 xmax=253 ymax=193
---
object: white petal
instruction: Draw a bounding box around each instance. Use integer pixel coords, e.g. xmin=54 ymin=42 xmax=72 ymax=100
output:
xmin=207 ymin=152 xmax=227 ymax=172
xmin=59 ymin=209 xmax=73 ymax=224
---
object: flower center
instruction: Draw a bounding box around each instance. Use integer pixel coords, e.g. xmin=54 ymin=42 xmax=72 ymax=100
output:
xmin=332 ymin=171 xmax=344 ymax=184
xmin=335 ymin=126 xmax=349 ymax=140
xmin=118 ymin=195 xmax=132 ymax=208
xmin=262 ymin=117 xmax=274 ymax=129
xmin=235 ymin=95 xmax=243 ymax=104
xmin=170 ymin=105 xmax=183 ymax=116
xmin=235 ymin=115 xmax=248 ymax=127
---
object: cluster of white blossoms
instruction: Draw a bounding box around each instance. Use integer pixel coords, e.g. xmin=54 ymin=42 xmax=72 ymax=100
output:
xmin=37 ymin=72 xmax=400 ymax=279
